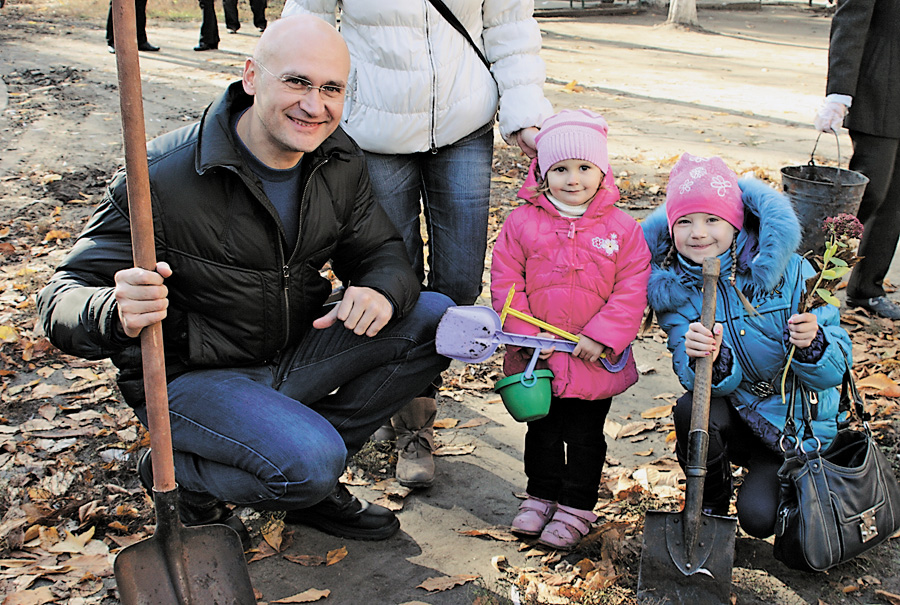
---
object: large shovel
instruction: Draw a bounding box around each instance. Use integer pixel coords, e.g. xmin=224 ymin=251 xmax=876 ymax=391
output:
xmin=108 ymin=1 xmax=255 ymax=602
xmin=637 ymin=257 xmax=736 ymax=604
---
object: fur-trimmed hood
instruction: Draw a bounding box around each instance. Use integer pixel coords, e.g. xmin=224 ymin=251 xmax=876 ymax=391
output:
xmin=643 ymin=176 xmax=800 ymax=313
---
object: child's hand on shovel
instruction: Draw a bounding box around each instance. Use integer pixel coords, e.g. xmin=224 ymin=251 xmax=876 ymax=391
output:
xmin=573 ymin=335 xmax=607 ymax=364
xmin=536 ymin=331 xmax=560 ymax=359
xmin=685 ymin=321 xmax=724 ymax=361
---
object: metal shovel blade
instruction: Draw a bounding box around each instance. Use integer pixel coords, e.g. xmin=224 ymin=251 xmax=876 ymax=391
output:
xmin=114 ymin=490 xmax=256 ymax=605
xmin=637 ymin=509 xmax=736 ymax=604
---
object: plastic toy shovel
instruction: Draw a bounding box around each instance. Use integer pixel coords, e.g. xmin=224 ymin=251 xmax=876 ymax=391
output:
xmin=435 ymin=305 xmax=632 ymax=373
xmin=108 ymin=1 xmax=255 ymax=602
xmin=637 ymin=257 xmax=736 ymax=604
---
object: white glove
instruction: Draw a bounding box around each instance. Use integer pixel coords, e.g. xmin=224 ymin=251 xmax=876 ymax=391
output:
xmin=814 ymin=96 xmax=850 ymax=133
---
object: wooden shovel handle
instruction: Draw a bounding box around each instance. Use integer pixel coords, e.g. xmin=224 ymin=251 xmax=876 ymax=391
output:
xmin=690 ymin=257 xmax=720 ymax=433
xmin=112 ymin=0 xmax=176 ymax=493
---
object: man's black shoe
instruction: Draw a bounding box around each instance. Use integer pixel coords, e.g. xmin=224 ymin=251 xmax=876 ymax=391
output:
xmin=137 ymin=42 xmax=160 ymax=52
xmin=284 ymin=482 xmax=400 ymax=540
xmin=847 ymin=295 xmax=900 ymax=320
xmin=138 ymin=450 xmax=252 ymax=551
xmin=194 ymin=42 xmax=218 ymax=51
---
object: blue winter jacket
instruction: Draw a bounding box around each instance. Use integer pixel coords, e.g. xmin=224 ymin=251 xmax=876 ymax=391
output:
xmin=642 ymin=177 xmax=853 ymax=452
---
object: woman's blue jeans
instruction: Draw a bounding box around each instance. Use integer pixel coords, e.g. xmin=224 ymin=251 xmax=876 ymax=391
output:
xmin=134 ymin=293 xmax=453 ymax=511
xmin=363 ymin=126 xmax=494 ymax=306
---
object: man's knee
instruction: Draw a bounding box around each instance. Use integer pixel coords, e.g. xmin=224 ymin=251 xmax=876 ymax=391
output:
xmin=277 ymin=443 xmax=347 ymax=509
xmin=405 ymin=291 xmax=454 ymax=334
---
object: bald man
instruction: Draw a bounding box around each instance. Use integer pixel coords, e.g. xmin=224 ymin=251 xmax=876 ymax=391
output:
xmin=38 ymin=15 xmax=453 ymax=545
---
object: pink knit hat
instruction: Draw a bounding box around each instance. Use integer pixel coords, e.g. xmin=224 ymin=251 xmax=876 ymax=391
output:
xmin=665 ymin=153 xmax=743 ymax=232
xmin=535 ymin=109 xmax=609 ymax=179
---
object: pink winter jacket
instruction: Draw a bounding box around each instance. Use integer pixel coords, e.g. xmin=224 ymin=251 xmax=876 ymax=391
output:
xmin=490 ymin=163 xmax=650 ymax=400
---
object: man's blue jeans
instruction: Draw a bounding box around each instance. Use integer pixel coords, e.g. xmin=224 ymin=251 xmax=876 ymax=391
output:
xmin=364 ymin=126 xmax=494 ymax=306
xmin=135 ymin=293 xmax=453 ymax=511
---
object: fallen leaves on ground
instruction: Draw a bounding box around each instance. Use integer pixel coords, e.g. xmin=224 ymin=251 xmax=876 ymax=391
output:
xmin=417 ymin=574 xmax=479 ymax=592
xmin=271 ymin=588 xmax=330 ymax=603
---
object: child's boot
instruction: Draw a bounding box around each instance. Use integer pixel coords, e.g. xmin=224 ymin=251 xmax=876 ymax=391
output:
xmin=538 ymin=504 xmax=597 ymax=550
xmin=511 ymin=495 xmax=557 ymax=536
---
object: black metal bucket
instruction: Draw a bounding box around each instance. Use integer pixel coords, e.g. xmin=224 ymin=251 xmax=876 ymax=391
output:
xmin=781 ymin=132 xmax=868 ymax=257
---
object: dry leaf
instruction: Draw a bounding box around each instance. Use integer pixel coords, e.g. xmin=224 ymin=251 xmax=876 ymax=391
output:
xmin=263 ymin=518 xmax=285 ymax=551
xmin=434 ymin=418 xmax=459 ymax=429
xmin=433 ymin=443 xmax=476 ymax=456
xmin=857 ymin=373 xmax=900 ymax=397
xmin=418 ymin=574 xmax=479 ymax=592
xmin=875 ymin=589 xmax=900 ymax=605
xmin=272 ymin=588 xmax=331 ymax=603
xmin=457 ymin=526 xmax=518 ymax=542
xmin=635 ymin=449 xmax=654 ymax=457
xmin=641 ymin=404 xmax=673 ymax=419
xmin=457 ymin=417 xmax=490 ymax=429
xmin=617 ymin=420 xmax=655 ymax=438
xmin=603 ymin=420 xmax=622 ymax=440
xmin=284 ymin=553 xmax=326 ymax=566
xmin=326 ymin=546 xmax=348 ymax=566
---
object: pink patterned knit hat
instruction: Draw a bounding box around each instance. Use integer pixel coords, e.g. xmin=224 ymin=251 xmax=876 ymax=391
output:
xmin=665 ymin=153 xmax=743 ymax=232
xmin=535 ymin=109 xmax=609 ymax=179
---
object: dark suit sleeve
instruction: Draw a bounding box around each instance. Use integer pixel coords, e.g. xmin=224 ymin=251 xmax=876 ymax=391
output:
xmin=826 ymin=0 xmax=877 ymax=97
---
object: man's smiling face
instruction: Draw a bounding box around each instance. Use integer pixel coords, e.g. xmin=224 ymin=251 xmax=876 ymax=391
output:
xmin=241 ymin=16 xmax=350 ymax=169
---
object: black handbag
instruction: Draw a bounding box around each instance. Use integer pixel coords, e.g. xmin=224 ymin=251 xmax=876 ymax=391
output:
xmin=773 ymin=369 xmax=900 ymax=572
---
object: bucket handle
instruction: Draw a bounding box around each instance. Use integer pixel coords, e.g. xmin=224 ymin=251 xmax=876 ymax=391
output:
xmin=520 ymin=348 xmax=542 ymax=387
xmin=808 ymin=130 xmax=845 ymax=192
xmin=809 ymin=130 xmax=842 ymax=169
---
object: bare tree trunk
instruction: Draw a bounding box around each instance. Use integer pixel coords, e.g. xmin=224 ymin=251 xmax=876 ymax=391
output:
xmin=667 ymin=0 xmax=699 ymax=26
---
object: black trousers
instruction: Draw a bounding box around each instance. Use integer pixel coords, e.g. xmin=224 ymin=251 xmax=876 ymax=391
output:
xmin=198 ymin=0 xmax=220 ymax=46
xmin=523 ymin=396 xmax=612 ymax=511
xmin=106 ymin=0 xmax=149 ymax=46
xmin=223 ymin=0 xmax=267 ymax=31
xmin=673 ymin=392 xmax=783 ymax=538
xmin=846 ymin=130 xmax=900 ymax=300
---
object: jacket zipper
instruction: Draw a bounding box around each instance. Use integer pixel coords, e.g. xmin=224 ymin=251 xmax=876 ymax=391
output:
xmin=424 ymin=3 xmax=438 ymax=153
xmin=279 ymin=156 xmax=330 ymax=351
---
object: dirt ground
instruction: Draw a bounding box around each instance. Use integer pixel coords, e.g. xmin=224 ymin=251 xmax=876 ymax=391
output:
xmin=2 ymin=2 xmax=900 ymax=604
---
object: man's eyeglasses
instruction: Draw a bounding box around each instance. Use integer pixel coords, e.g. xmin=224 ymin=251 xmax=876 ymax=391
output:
xmin=253 ymin=60 xmax=345 ymax=101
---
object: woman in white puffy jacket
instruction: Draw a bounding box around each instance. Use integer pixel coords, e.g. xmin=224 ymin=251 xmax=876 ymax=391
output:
xmin=281 ymin=0 xmax=553 ymax=487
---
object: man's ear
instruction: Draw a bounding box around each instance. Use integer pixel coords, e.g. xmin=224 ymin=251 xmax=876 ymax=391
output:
xmin=242 ymin=58 xmax=257 ymax=96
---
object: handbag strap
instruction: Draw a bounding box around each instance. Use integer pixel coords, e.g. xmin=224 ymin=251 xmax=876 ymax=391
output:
xmin=838 ymin=352 xmax=869 ymax=427
xmin=425 ymin=0 xmax=493 ymax=73
xmin=783 ymin=373 xmax=817 ymax=447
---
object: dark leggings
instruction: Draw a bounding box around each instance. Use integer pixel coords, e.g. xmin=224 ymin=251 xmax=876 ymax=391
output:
xmin=673 ymin=392 xmax=783 ymax=538
xmin=523 ymin=396 xmax=612 ymax=511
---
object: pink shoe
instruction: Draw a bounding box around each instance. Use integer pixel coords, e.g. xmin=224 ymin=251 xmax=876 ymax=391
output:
xmin=538 ymin=504 xmax=597 ymax=550
xmin=511 ymin=495 xmax=557 ymax=536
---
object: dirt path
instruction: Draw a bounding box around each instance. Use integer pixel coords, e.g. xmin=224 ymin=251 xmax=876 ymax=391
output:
xmin=2 ymin=3 xmax=899 ymax=604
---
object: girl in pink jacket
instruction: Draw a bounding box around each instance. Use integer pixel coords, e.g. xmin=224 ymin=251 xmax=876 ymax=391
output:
xmin=491 ymin=109 xmax=650 ymax=550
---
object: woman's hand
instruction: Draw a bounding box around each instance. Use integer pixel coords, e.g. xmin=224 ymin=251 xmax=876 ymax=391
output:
xmin=787 ymin=313 xmax=819 ymax=349
xmin=684 ymin=321 xmax=723 ymax=360
xmin=573 ymin=335 xmax=607 ymax=364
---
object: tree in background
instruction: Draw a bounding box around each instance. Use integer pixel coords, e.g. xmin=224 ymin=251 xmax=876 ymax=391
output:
xmin=667 ymin=0 xmax=699 ymax=26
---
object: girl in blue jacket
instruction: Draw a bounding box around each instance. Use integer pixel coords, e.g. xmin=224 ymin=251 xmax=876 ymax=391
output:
xmin=642 ymin=153 xmax=852 ymax=538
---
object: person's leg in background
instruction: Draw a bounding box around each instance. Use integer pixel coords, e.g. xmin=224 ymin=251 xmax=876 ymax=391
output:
xmin=106 ymin=0 xmax=158 ymax=52
xmin=364 ymin=152 xmax=440 ymax=486
xmin=846 ymin=131 xmax=900 ymax=319
xmin=223 ymin=0 xmax=240 ymax=33
xmin=196 ymin=0 xmax=219 ymax=50
xmin=250 ymin=0 xmax=268 ymax=31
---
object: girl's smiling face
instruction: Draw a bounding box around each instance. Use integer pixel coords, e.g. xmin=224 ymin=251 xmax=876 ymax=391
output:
xmin=672 ymin=212 xmax=736 ymax=263
xmin=545 ymin=159 xmax=604 ymax=207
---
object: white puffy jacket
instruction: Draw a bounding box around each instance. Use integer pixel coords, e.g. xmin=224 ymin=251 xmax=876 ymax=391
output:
xmin=281 ymin=0 xmax=553 ymax=154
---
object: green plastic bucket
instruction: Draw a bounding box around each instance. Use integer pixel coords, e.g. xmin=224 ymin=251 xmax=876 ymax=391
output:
xmin=781 ymin=133 xmax=868 ymax=257
xmin=494 ymin=369 xmax=554 ymax=422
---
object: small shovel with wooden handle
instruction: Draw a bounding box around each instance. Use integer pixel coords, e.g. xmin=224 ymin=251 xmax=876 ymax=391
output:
xmin=637 ymin=257 xmax=737 ymax=604
xmin=108 ymin=1 xmax=255 ymax=602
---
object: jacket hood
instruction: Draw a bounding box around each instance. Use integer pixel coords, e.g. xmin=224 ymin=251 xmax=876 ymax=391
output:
xmin=643 ymin=176 xmax=800 ymax=312
xmin=195 ymin=81 xmax=361 ymax=175
xmin=517 ymin=158 xmax=620 ymax=218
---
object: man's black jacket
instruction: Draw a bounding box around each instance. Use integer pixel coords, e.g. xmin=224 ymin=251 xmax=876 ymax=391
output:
xmin=37 ymin=82 xmax=420 ymax=407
